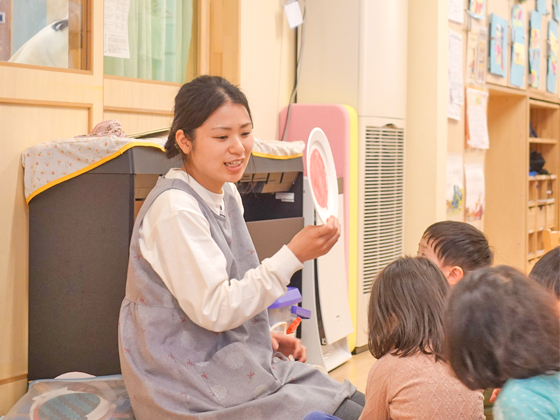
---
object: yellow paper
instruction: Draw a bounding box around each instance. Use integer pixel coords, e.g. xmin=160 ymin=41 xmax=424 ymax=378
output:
xmin=551 ymin=31 xmax=559 ymax=56
xmin=514 ymin=43 xmax=525 ymax=65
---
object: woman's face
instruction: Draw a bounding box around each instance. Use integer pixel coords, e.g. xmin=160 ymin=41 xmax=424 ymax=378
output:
xmin=177 ymin=102 xmax=254 ymax=193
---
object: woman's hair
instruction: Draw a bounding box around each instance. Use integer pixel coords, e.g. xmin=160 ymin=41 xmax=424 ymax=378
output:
xmin=422 ymin=221 xmax=493 ymax=273
xmin=368 ymin=256 xmax=450 ymax=361
xmin=164 ymin=75 xmax=253 ymax=159
xmin=444 ymin=265 xmax=560 ymax=390
xmin=530 ymin=246 xmax=560 ymax=299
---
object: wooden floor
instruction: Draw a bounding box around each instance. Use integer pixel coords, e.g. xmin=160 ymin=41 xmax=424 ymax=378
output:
xmin=328 ymin=350 xmax=376 ymax=393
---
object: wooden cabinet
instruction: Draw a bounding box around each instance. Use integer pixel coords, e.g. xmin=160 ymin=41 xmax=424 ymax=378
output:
xmin=486 ymin=86 xmax=559 ymax=273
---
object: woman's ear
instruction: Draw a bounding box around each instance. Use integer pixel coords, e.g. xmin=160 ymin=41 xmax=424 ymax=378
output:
xmin=447 ymin=265 xmax=464 ymax=286
xmin=175 ymin=129 xmax=192 ymax=154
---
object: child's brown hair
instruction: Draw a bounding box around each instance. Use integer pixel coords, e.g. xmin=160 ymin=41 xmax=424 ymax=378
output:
xmin=368 ymin=256 xmax=450 ymax=360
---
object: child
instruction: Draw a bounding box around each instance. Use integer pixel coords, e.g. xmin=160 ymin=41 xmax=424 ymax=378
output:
xmin=418 ymin=221 xmax=493 ymax=285
xmin=530 ymin=246 xmax=560 ymax=300
xmin=118 ymin=76 xmax=363 ymax=420
xmin=358 ymin=256 xmax=484 ymax=420
xmin=445 ymin=266 xmax=560 ymax=419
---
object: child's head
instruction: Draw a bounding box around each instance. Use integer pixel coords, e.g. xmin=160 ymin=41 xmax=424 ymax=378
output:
xmin=368 ymin=256 xmax=450 ymax=361
xmin=418 ymin=221 xmax=493 ymax=285
xmin=444 ymin=266 xmax=560 ymax=390
xmin=164 ymin=76 xmax=254 ymax=192
xmin=529 ymin=246 xmax=560 ymax=300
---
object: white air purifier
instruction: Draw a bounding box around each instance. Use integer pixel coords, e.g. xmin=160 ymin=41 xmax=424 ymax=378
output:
xmin=298 ymin=0 xmax=407 ymax=350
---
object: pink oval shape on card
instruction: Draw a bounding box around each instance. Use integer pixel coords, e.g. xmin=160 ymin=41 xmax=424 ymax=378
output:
xmin=310 ymin=148 xmax=328 ymax=209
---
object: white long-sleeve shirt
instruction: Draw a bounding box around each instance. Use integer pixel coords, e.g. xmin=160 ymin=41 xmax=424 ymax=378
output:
xmin=139 ymin=169 xmax=303 ymax=332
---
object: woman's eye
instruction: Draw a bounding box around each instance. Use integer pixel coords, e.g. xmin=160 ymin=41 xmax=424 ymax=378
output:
xmin=215 ymin=136 xmax=228 ymax=140
xmin=242 ymin=131 xmax=252 ymax=137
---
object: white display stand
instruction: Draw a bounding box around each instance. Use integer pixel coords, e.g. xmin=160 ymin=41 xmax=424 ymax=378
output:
xmin=301 ymin=177 xmax=353 ymax=372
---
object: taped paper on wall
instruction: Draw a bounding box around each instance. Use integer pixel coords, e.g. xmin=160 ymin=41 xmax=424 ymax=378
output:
xmin=465 ymin=88 xmax=489 ymax=149
xmin=510 ymin=5 xmax=526 ymax=87
xmin=465 ymin=163 xmax=485 ymax=223
xmin=448 ymin=30 xmax=464 ymax=120
xmin=547 ymin=20 xmax=558 ymax=93
xmin=449 ymin=0 xmax=464 ymax=24
xmin=104 ymin=0 xmax=131 ymax=58
xmin=489 ymin=14 xmax=508 ymax=77
xmin=447 ymin=154 xmax=465 ymax=219
xmin=529 ymin=12 xmax=543 ymax=88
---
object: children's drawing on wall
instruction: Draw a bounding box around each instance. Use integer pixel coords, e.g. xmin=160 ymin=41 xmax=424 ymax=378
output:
xmin=489 ymin=14 xmax=508 ymax=77
xmin=446 ymin=155 xmax=465 ymax=220
xmin=510 ymin=5 xmax=526 ymax=87
xmin=466 ymin=25 xmax=488 ymax=85
xmin=467 ymin=30 xmax=478 ymax=85
xmin=465 ymin=88 xmax=489 ymax=149
xmin=448 ymin=30 xmax=464 ymax=121
xmin=554 ymin=0 xmax=560 ymax=23
xmin=469 ymin=0 xmax=485 ymax=20
xmin=529 ymin=12 xmax=543 ymax=88
xmin=537 ymin=0 xmax=547 ymax=14
xmin=464 ymin=163 xmax=485 ymax=225
xmin=476 ymin=27 xmax=488 ymax=84
xmin=547 ymin=20 xmax=558 ymax=93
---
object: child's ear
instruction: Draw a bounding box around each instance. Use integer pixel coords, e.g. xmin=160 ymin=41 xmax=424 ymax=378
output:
xmin=447 ymin=266 xmax=464 ymax=286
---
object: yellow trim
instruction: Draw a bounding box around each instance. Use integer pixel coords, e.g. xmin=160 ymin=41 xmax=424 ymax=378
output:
xmin=26 ymin=142 xmax=165 ymax=204
xmin=250 ymin=151 xmax=303 ymax=160
xmin=342 ymin=104 xmax=359 ymax=353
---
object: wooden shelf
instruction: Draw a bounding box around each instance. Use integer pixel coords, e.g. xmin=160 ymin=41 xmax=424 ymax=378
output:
xmin=529 ymin=137 xmax=558 ymax=144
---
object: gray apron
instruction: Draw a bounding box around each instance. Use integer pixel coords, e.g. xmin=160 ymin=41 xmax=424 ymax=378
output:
xmin=118 ymin=177 xmax=354 ymax=420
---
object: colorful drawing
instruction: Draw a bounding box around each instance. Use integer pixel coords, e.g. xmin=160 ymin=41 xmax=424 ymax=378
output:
xmin=489 ymin=14 xmax=508 ymax=77
xmin=510 ymin=5 xmax=526 ymax=87
xmin=529 ymin=12 xmax=543 ymax=88
xmin=465 ymin=163 xmax=485 ymax=223
xmin=554 ymin=0 xmax=560 ymax=23
xmin=547 ymin=20 xmax=559 ymax=93
xmin=467 ymin=30 xmax=478 ymax=84
xmin=476 ymin=27 xmax=488 ymax=84
xmin=446 ymin=155 xmax=465 ymax=219
xmin=469 ymin=0 xmax=485 ymax=19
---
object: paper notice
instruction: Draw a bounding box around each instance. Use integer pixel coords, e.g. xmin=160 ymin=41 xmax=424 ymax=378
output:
xmin=465 ymin=88 xmax=489 ymax=149
xmin=448 ymin=30 xmax=464 ymax=120
xmin=449 ymin=0 xmax=464 ymax=24
xmin=104 ymin=0 xmax=131 ymax=58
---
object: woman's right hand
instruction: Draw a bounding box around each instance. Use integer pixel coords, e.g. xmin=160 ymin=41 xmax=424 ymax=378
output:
xmin=287 ymin=216 xmax=341 ymax=262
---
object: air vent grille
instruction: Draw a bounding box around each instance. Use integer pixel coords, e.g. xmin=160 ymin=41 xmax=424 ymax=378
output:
xmin=361 ymin=126 xmax=405 ymax=293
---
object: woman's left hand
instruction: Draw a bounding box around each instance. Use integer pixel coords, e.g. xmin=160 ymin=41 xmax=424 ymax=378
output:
xmin=270 ymin=332 xmax=307 ymax=363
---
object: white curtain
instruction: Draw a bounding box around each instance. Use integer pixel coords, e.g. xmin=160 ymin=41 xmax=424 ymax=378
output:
xmin=104 ymin=0 xmax=193 ymax=83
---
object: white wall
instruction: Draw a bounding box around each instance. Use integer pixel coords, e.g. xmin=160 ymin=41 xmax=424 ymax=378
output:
xmin=239 ymin=0 xmax=296 ymax=140
xmin=404 ymin=0 xmax=448 ymax=254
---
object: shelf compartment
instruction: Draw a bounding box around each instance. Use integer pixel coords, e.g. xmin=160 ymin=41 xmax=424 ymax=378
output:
xmin=536 ymin=205 xmax=547 ymax=229
xmin=546 ymin=202 xmax=556 ymax=228
xmin=529 ymin=137 xmax=558 ymax=145
xmin=527 ymin=205 xmax=537 ymax=232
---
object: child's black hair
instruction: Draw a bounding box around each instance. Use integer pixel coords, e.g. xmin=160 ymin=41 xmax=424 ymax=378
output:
xmin=422 ymin=221 xmax=493 ymax=272
xmin=444 ymin=265 xmax=560 ymax=390
xmin=530 ymin=246 xmax=560 ymax=299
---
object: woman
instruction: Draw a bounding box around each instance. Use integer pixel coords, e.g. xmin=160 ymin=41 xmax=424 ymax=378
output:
xmin=118 ymin=75 xmax=363 ymax=420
